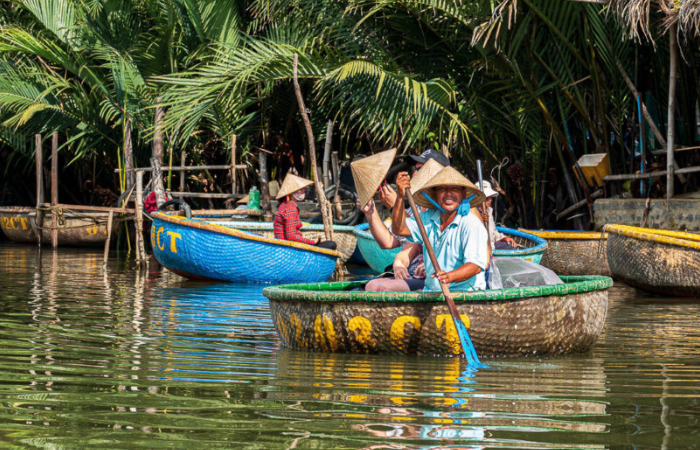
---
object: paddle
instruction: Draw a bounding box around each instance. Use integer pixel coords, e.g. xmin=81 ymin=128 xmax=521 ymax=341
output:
xmin=404 ymin=187 xmax=481 ymax=365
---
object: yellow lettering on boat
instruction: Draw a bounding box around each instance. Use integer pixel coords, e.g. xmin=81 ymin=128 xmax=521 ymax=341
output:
xmin=87 ymin=225 xmax=97 ymax=235
xmin=157 ymin=227 xmax=166 ymax=251
xmin=20 ymin=217 xmax=28 ymax=230
xmin=314 ymin=314 xmax=338 ymax=351
xmin=150 ymin=224 xmax=156 ymax=248
xmin=290 ymin=313 xmax=304 ymax=348
xmin=10 ymin=217 xmax=18 ymax=229
xmin=166 ymin=231 xmax=181 ymax=253
xmin=390 ymin=316 xmax=421 ymax=352
xmin=348 ymin=316 xmax=376 ymax=350
xmin=436 ymin=314 xmax=472 ymax=355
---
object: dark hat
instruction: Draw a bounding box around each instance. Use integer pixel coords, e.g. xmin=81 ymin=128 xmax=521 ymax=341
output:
xmin=410 ymin=149 xmax=450 ymax=166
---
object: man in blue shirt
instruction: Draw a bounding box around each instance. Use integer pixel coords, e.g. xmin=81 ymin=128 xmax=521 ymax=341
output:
xmin=391 ymin=166 xmax=489 ymax=292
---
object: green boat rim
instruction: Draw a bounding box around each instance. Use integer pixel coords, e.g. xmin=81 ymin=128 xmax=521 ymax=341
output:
xmin=263 ymin=275 xmax=613 ymax=302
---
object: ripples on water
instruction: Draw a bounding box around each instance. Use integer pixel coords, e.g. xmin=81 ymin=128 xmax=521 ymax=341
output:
xmin=0 ymin=244 xmax=698 ymax=449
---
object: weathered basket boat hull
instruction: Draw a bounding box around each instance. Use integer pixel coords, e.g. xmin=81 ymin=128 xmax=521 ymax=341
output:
xmin=0 ymin=207 xmax=114 ymax=246
xmin=523 ymin=230 xmax=610 ymax=276
xmin=606 ymin=224 xmax=700 ymax=296
xmin=353 ymin=223 xmax=400 ymax=273
xmin=353 ymin=224 xmax=547 ymax=274
xmin=0 ymin=207 xmax=35 ymax=243
xmin=209 ymin=221 xmax=357 ymax=264
xmin=151 ymin=212 xmax=341 ymax=284
xmin=264 ymin=276 xmax=611 ymax=357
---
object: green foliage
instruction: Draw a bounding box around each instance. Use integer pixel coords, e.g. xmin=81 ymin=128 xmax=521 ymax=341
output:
xmin=1 ymin=0 xmax=698 ymax=227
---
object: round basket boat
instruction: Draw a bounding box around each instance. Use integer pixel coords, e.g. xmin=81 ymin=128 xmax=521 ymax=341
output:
xmin=0 ymin=207 xmax=36 ymax=243
xmin=263 ymin=275 xmax=611 ymax=357
xmin=493 ymin=227 xmax=547 ymax=264
xmin=207 ymin=221 xmax=356 ymax=264
xmin=605 ymin=224 xmax=700 ymax=297
xmin=353 ymin=223 xmax=401 ymax=273
xmin=151 ymin=212 xmax=342 ymax=284
xmin=522 ymin=230 xmax=610 ymax=276
xmin=0 ymin=206 xmax=116 ymax=246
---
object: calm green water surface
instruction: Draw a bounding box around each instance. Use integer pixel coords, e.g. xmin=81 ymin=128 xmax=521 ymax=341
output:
xmin=0 ymin=243 xmax=698 ymax=449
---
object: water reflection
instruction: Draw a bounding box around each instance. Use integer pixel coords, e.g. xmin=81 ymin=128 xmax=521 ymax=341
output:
xmin=265 ymin=350 xmax=608 ymax=449
xmin=0 ymin=244 xmax=699 ymax=449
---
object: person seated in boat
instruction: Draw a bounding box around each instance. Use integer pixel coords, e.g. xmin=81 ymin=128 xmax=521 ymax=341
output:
xmin=359 ymin=198 xmax=426 ymax=291
xmin=274 ymin=173 xmax=337 ymax=250
xmin=478 ymin=181 xmax=517 ymax=250
xmin=376 ymin=148 xmax=450 ymax=212
xmin=391 ymin=167 xmax=489 ymax=292
xmin=353 ymin=156 xmax=448 ymax=291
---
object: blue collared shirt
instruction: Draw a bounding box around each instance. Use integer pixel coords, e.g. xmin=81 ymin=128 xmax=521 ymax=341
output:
xmin=406 ymin=209 xmax=488 ymax=292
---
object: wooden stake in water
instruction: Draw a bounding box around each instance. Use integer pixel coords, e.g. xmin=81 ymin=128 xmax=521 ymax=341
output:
xmin=405 ymin=188 xmax=481 ymax=365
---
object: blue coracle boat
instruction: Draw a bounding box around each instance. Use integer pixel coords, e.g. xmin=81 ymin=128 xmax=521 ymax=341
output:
xmin=494 ymin=227 xmax=547 ymax=264
xmin=150 ymin=212 xmax=342 ymax=283
xmin=354 ymin=223 xmax=547 ymax=273
xmin=353 ymin=223 xmax=400 ymax=273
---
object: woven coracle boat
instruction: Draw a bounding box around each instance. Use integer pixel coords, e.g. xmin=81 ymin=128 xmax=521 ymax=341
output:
xmin=263 ymin=275 xmax=611 ymax=357
xmin=605 ymin=224 xmax=700 ymax=296
xmin=151 ymin=212 xmax=342 ymax=283
xmin=353 ymin=223 xmax=401 ymax=273
xmin=493 ymin=227 xmax=547 ymax=264
xmin=354 ymin=224 xmax=547 ymax=274
xmin=522 ymin=230 xmax=610 ymax=276
xmin=207 ymin=221 xmax=356 ymax=264
xmin=0 ymin=206 xmax=115 ymax=246
xmin=0 ymin=207 xmax=35 ymax=243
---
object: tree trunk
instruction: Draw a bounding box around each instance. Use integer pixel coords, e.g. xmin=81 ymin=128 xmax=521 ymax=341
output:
xmin=292 ymin=54 xmax=332 ymax=240
xmin=153 ymin=99 xmax=164 ymax=164
xmin=124 ymin=118 xmax=135 ymax=191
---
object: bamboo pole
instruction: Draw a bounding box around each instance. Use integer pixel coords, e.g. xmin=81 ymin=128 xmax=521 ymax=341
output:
xmin=180 ymin=151 xmax=186 ymax=194
xmin=231 ymin=134 xmax=237 ymax=195
xmin=292 ymin=54 xmax=332 ymax=240
xmin=323 ymin=120 xmax=333 ymax=187
xmin=51 ymin=131 xmax=58 ymax=248
xmin=124 ymin=118 xmax=135 ymax=191
xmin=103 ymin=210 xmax=114 ymax=270
xmin=603 ymin=165 xmax=700 ymax=181
xmin=115 ymin=164 xmax=246 ymax=173
xmin=135 ymin=170 xmax=146 ymax=262
xmin=666 ymin=25 xmax=678 ymax=200
xmin=35 ymin=134 xmax=43 ymax=246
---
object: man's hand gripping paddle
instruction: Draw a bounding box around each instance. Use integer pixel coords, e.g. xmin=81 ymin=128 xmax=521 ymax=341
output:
xmin=404 ymin=188 xmax=482 ymax=366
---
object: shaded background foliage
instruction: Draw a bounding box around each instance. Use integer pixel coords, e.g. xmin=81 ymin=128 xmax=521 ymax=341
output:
xmin=1 ymin=0 xmax=698 ymax=228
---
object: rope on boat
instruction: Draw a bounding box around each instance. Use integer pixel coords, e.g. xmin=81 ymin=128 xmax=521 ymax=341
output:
xmin=35 ymin=205 xmax=134 ymax=230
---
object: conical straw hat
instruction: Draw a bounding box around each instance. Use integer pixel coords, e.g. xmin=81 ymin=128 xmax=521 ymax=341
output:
xmin=276 ymin=173 xmax=314 ymax=199
xmin=409 ymin=159 xmax=444 ymax=194
xmin=414 ymin=166 xmax=486 ymax=209
xmin=351 ymin=148 xmax=397 ymax=208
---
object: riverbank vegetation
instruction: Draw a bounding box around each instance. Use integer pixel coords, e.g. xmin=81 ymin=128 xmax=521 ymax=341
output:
xmin=1 ymin=0 xmax=699 ymax=228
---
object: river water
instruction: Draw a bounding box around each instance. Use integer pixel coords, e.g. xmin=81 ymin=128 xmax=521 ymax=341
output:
xmin=0 ymin=243 xmax=698 ymax=449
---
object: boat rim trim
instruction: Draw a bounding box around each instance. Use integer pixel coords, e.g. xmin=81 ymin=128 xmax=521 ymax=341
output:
xmin=604 ymin=224 xmax=700 ymax=250
xmin=263 ymin=275 xmax=613 ymax=303
xmin=151 ymin=212 xmax=343 ymax=258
